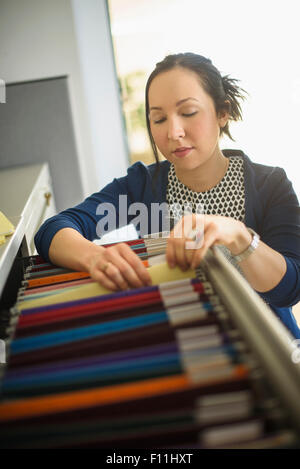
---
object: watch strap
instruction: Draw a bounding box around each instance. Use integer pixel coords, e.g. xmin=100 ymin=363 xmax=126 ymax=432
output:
xmin=233 ymin=228 xmax=260 ymax=263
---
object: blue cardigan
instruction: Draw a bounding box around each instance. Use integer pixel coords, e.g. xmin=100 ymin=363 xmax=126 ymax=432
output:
xmin=35 ymin=151 xmax=300 ymax=338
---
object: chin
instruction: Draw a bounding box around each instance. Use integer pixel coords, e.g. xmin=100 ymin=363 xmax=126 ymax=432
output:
xmin=176 ymin=156 xmax=204 ymax=168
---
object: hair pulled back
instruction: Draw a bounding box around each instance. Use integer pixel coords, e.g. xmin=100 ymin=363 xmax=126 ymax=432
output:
xmin=145 ymin=52 xmax=247 ymax=168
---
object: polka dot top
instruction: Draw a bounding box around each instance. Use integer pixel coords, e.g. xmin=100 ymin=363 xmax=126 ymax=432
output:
xmin=166 ymin=156 xmax=246 ymax=270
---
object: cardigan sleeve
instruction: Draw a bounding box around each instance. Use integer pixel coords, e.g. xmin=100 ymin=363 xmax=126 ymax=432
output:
xmin=257 ymin=167 xmax=300 ymax=307
xmin=34 ymin=162 xmax=149 ymax=262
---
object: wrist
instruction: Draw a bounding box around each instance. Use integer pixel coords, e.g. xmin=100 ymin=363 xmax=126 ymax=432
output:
xmin=228 ymin=222 xmax=252 ymax=256
xmin=232 ymin=227 xmax=260 ymax=263
xmin=81 ymin=244 xmax=106 ymax=272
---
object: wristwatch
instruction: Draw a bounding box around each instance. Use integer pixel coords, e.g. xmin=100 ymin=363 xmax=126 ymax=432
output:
xmin=233 ymin=228 xmax=260 ymax=263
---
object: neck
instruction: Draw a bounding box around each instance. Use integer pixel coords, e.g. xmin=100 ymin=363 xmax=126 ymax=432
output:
xmin=175 ymin=149 xmax=229 ymax=192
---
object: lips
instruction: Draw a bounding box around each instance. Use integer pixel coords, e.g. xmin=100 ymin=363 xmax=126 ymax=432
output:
xmin=172 ymin=147 xmax=194 ymax=158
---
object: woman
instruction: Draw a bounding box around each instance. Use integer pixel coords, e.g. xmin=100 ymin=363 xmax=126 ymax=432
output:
xmin=35 ymin=53 xmax=300 ymax=338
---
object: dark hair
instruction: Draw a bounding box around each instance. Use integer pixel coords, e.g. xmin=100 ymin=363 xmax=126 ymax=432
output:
xmin=145 ymin=52 xmax=247 ymax=174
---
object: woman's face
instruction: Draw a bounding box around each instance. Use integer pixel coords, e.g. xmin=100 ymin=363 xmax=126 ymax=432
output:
xmin=148 ymin=67 xmax=228 ymax=172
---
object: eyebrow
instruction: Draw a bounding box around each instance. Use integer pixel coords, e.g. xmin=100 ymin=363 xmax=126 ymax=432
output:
xmin=149 ymin=97 xmax=199 ymax=111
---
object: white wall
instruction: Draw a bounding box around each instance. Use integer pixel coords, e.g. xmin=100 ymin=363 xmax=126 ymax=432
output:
xmin=0 ymin=0 xmax=128 ymax=197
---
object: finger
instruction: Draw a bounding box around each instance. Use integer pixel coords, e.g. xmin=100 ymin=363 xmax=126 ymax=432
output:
xmin=170 ymin=237 xmax=190 ymax=270
xmin=190 ymin=225 xmax=218 ymax=269
xmin=118 ymin=243 xmax=152 ymax=285
xmin=92 ymin=256 xmax=130 ymax=290
xmin=90 ymin=267 xmax=120 ymax=291
xmin=110 ymin=244 xmax=151 ymax=288
xmin=185 ymin=230 xmax=204 ymax=266
xmin=185 ymin=245 xmax=196 ymax=266
xmin=177 ymin=239 xmax=190 ymax=270
xmin=174 ymin=215 xmax=204 ymax=269
xmin=168 ymin=220 xmax=192 ymax=270
xmin=103 ymin=261 xmax=132 ymax=290
xmin=166 ymin=235 xmax=176 ymax=268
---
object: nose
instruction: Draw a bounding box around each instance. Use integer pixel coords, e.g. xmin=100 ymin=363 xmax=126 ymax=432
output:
xmin=167 ymin=117 xmax=185 ymax=140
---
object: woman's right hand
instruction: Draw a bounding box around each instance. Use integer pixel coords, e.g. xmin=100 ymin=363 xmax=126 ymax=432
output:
xmin=87 ymin=242 xmax=152 ymax=291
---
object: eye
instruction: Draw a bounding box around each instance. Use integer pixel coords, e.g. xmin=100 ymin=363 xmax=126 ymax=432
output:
xmin=182 ymin=111 xmax=198 ymax=117
xmin=153 ymin=117 xmax=166 ymax=124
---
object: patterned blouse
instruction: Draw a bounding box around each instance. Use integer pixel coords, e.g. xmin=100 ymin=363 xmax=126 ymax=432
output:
xmin=166 ymin=156 xmax=246 ymax=270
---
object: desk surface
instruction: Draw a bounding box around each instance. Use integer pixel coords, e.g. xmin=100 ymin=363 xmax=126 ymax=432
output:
xmin=0 ymin=164 xmax=52 ymax=296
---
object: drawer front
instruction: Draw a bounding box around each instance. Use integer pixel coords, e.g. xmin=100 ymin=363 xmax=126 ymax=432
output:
xmin=24 ymin=167 xmax=56 ymax=255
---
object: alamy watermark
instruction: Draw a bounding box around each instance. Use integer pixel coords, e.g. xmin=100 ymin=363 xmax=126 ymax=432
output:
xmin=95 ymin=196 xmax=204 ymax=249
xmin=0 ymin=339 xmax=6 ymax=364
xmin=0 ymin=79 xmax=6 ymax=103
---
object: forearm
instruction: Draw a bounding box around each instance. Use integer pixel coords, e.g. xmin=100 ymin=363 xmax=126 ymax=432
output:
xmin=228 ymin=225 xmax=287 ymax=292
xmin=48 ymin=227 xmax=105 ymax=272
xmin=238 ymin=240 xmax=287 ymax=292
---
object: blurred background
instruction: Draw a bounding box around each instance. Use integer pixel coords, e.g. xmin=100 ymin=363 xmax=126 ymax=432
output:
xmin=109 ymin=0 xmax=300 ymax=196
xmin=1 ymin=0 xmax=300 ymax=202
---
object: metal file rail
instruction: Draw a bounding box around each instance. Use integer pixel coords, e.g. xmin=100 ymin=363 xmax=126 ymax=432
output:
xmin=203 ymin=247 xmax=300 ymax=435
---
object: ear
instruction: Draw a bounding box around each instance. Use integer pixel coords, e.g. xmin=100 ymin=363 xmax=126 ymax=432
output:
xmin=218 ymin=100 xmax=230 ymax=128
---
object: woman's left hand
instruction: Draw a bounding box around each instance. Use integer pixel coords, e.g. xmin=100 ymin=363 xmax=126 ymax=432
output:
xmin=166 ymin=214 xmax=252 ymax=270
